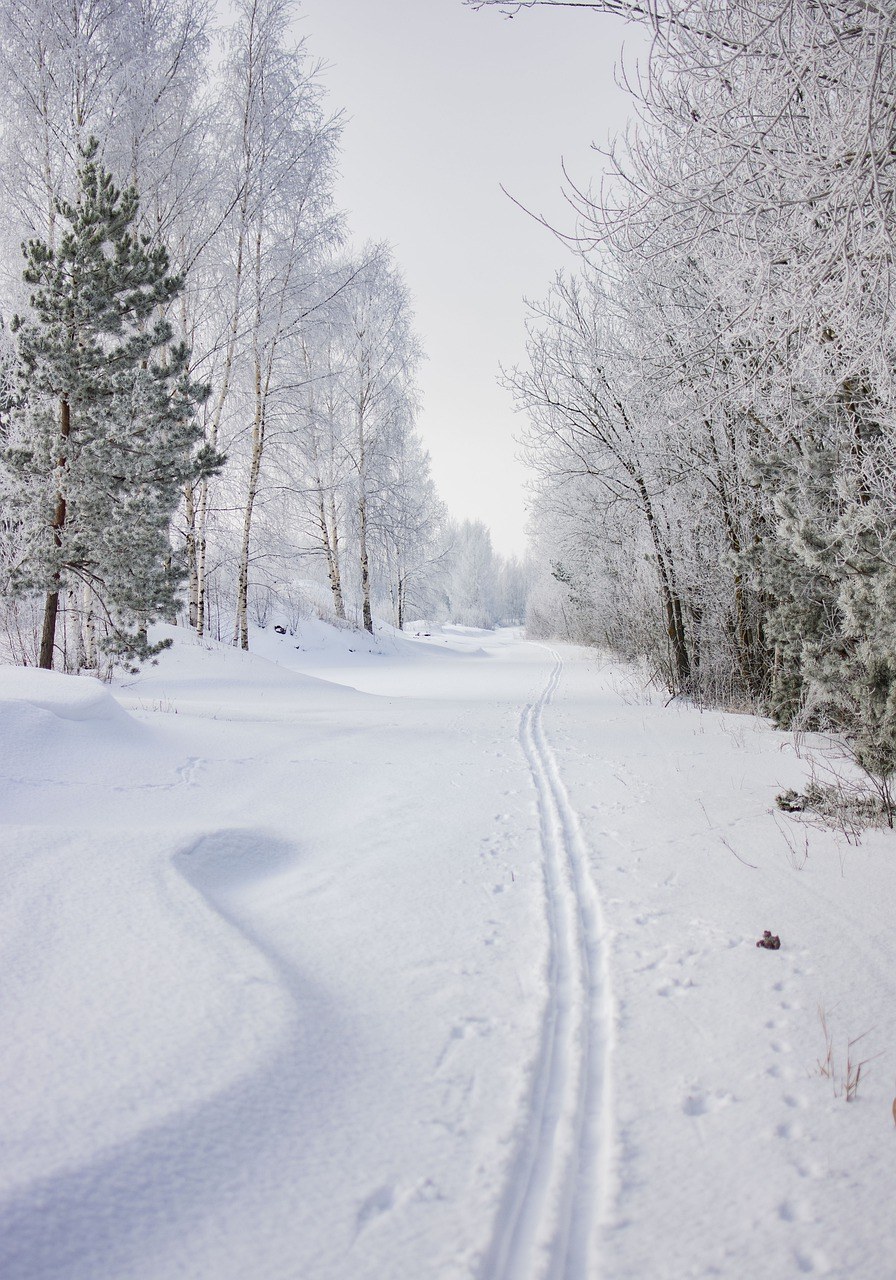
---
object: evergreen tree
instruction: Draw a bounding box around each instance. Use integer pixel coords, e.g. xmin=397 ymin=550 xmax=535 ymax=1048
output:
xmin=3 ymin=141 xmax=218 ymax=669
xmin=760 ymin=380 xmax=896 ymax=808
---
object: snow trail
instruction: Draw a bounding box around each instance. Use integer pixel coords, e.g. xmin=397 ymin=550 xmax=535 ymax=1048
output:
xmin=484 ymin=647 xmax=615 ymax=1280
xmin=6 ymin=630 xmax=896 ymax=1278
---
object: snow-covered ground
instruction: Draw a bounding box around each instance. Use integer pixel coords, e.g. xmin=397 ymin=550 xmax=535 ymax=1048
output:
xmin=1 ymin=624 xmax=893 ymax=1280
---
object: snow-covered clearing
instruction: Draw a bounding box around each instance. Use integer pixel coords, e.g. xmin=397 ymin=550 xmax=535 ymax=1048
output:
xmin=1 ymin=625 xmax=894 ymax=1280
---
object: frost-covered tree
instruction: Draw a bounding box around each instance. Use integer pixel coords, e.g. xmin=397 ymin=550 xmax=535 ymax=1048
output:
xmin=512 ymin=269 xmax=694 ymax=689
xmin=444 ymin=520 xmax=499 ymax=628
xmin=484 ymin=0 xmax=896 ymax=768
xmin=2 ymin=144 xmax=215 ymax=668
xmin=334 ymin=245 xmax=421 ymax=633
xmin=440 ymin=521 xmax=529 ymax=629
xmin=372 ymin=428 xmax=447 ymax=630
xmin=263 ymin=258 xmax=443 ymax=634
xmin=0 ymin=0 xmax=462 ymax=661
xmin=0 ymin=0 xmax=213 ymax=268
xmin=272 ymin=325 xmax=353 ymax=620
xmin=184 ymin=0 xmax=342 ymax=649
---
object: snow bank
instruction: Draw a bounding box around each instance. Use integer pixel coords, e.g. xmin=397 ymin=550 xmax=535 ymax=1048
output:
xmin=0 ymin=666 xmax=153 ymax=827
xmin=0 ymin=665 xmax=132 ymax=724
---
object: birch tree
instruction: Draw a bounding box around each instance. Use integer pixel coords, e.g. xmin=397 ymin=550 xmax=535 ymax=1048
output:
xmin=372 ymin=424 xmax=445 ymax=630
xmin=335 ymin=246 xmax=421 ymax=634
xmin=195 ymin=0 xmax=341 ymax=649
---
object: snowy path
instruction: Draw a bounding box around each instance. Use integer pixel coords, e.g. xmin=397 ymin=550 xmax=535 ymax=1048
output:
xmin=2 ymin=625 xmax=896 ymax=1279
xmin=485 ymin=648 xmax=612 ymax=1280
xmin=0 ymin=628 xmax=566 ymax=1280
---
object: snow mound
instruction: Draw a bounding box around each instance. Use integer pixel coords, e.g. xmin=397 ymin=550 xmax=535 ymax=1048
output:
xmin=0 ymin=667 xmax=147 ymax=821
xmin=0 ymin=666 xmax=132 ymax=724
xmin=240 ymin=615 xmax=461 ymax=674
xmin=251 ymin=615 xmax=388 ymax=661
xmin=175 ymin=827 xmax=299 ymax=896
xmin=125 ymin=624 xmax=367 ymax=709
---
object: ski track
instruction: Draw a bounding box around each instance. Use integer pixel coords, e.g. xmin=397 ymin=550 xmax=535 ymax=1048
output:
xmin=483 ymin=647 xmax=615 ymax=1280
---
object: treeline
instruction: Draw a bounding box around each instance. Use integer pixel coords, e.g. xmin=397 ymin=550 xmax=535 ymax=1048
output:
xmin=439 ymin=519 xmax=530 ymax=630
xmin=0 ymin=0 xmax=522 ymax=671
xmin=474 ymin=0 xmax=896 ymax=787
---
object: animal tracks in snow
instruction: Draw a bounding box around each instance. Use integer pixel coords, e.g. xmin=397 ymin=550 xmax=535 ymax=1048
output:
xmin=482 ymin=648 xmax=614 ymax=1280
xmin=175 ymin=755 xmax=206 ymax=786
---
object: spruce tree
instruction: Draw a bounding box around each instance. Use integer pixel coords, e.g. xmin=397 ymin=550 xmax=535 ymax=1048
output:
xmin=757 ymin=375 xmax=896 ymax=815
xmin=3 ymin=142 xmax=218 ymax=669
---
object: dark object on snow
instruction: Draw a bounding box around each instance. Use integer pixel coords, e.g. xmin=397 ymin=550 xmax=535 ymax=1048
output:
xmin=756 ymin=930 xmax=781 ymax=950
xmin=274 ymin=625 xmax=287 ymax=635
xmin=776 ymin=789 xmax=807 ymax=812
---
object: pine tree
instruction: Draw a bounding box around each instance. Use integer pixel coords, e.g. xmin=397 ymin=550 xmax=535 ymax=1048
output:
xmin=3 ymin=141 xmax=218 ymax=669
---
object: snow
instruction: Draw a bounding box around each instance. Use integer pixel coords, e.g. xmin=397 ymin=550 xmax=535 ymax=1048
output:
xmin=1 ymin=624 xmax=894 ymax=1279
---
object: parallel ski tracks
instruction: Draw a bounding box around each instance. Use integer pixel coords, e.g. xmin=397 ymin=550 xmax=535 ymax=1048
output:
xmin=484 ymin=647 xmax=614 ymax=1280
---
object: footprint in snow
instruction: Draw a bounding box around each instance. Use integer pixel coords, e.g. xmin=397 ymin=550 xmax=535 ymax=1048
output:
xmin=657 ymin=977 xmax=697 ymax=997
xmin=434 ymin=1016 xmax=493 ymax=1071
xmin=355 ymin=1185 xmax=394 ymax=1235
xmin=794 ymin=1247 xmax=831 ymax=1274
xmin=782 ymin=1093 xmax=810 ymax=1110
xmin=682 ymin=1090 xmax=734 ymax=1117
xmin=778 ymin=1198 xmax=813 ymax=1223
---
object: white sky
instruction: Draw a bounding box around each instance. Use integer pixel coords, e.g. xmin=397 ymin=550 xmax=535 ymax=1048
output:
xmin=293 ymin=0 xmax=641 ymax=558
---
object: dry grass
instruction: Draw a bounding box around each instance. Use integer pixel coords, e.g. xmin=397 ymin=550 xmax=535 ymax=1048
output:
xmin=816 ymin=1006 xmax=881 ymax=1102
xmin=773 ymin=810 xmax=810 ymax=870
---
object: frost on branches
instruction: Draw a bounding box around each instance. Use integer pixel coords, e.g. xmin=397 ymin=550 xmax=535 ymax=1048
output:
xmin=0 ymin=0 xmax=464 ymax=668
xmin=493 ymin=0 xmax=896 ymax=793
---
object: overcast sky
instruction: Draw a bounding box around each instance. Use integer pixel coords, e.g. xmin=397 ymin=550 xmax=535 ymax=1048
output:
xmin=292 ymin=0 xmax=641 ymax=557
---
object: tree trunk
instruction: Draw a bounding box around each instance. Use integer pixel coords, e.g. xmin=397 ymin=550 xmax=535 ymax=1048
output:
xmin=196 ymin=156 xmax=249 ymax=639
xmin=39 ymin=394 xmax=71 ymax=670
xmin=637 ymin=475 xmax=690 ymax=690
xmin=39 ymin=587 xmax=61 ymax=670
xmin=184 ymin=481 xmax=199 ymax=628
xmin=235 ymin=355 xmax=266 ymax=651
xmin=235 ymin=447 xmax=261 ymax=651
xmin=196 ymin=479 xmax=209 ymax=637
xmin=703 ymin=416 xmax=768 ymax=699
xmin=76 ymin=584 xmax=95 ymax=670
xmin=359 ymin=487 xmax=373 ymax=634
xmin=328 ymin=492 xmax=347 ymax=621
xmin=355 ymin=400 xmax=374 ymax=634
xmin=316 ymin=483 xmax=346 ymax=621
xmin=592 ymin=359 xmax=691 ymax=689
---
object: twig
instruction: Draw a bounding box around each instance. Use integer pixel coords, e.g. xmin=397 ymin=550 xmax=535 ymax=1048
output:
xmin=698 ymin=799 xmax=758 ymax=869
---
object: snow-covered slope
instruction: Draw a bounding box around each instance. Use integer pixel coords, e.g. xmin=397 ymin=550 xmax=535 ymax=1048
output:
xmin=1 ymin=625 xmax=893 ymax=1279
